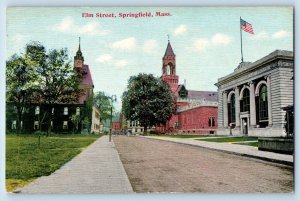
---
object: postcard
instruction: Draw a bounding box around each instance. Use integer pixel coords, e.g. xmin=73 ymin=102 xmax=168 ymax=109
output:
xmin=5 ymin=7 xmax=294 ymax=193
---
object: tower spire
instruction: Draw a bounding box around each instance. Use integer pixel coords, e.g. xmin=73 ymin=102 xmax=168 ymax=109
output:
xmin=79 ymin=37 xmax=81 ymax=51
xmin=74 ymin=37 xmax=84 ymax=63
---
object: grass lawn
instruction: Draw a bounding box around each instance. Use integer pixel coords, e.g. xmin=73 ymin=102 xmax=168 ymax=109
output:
xmin=152 ymin=134 xmax=216 ymax=138
xmin=234 ymin=141 xmax=259 ymax=147
xmin=6 ymin=134 xmax=100 ymax=192
xmin=196 ymin=136 xmax=258 ymax=143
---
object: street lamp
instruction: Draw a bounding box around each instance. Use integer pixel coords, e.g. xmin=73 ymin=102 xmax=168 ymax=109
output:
xmin=109 ymin=95 xmax=117 ymax=142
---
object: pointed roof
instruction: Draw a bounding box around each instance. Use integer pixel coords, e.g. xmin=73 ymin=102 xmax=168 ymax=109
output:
xmin=164 ymin=40 xmax=175 ymax=57
xmin=74 ymin=37 xmax=84 ymax=61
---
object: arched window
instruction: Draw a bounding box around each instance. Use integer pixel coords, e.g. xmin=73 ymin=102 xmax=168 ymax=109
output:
xmin=241 ymin=89 xmax=250 ymax=112
xmin=166 ymin=64 xmax=173 ymax=75
xmin=259 ymin=85 xmax=268 ymax=120
xmin=228 ymin=94 xmax=236 ymax=123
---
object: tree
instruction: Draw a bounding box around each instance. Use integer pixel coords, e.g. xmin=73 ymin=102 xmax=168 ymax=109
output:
xmin=29 ymin=42 xmax=82 ymax=134
xmin=70 ymin=114 xmax=81 ymax=134
xmin=122 ymin=73 xmax=174 ymax=135
xmin=81 ymin=95 xmax=93 ymax=133
xmin=93 ymin=91 xmax=113 ymax=123
xmin=6 ymin=52 xmax=37 ymax=133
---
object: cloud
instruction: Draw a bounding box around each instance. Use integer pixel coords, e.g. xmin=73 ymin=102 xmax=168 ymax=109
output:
xmin=250 ymin=31 xmax=269 ymax=40
xmin=174 ymin=25 xmax=187 ymax=36
xmin=272 ymin=30 xmax=290 ymax=39
xmin=96 ymin=54 xmax=113 ymax=63
xmin=193 ymin=38 xmax=209 ymax=52
xmin=50 ymin=16 xmax=109 ymax=36
xmin=114 ymin=59 xmax=128 ymax=67
xmin=110 ymin=37 xmax=136 ymax=50
xmin=143 ymin=39 xmax=159 ymax=54
xmin=77 ymin=21 xmax=110 ymax=36
xmin=211 ymin=33 xmax=231 ymax=45
xmin=10 ymin=33 xmax=27 ymax=44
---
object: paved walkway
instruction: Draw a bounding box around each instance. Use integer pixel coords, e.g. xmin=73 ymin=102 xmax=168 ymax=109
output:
xmin=142 ymin=136 xmax=293 ymax=166
xmin=17 ymin=135 xmax=133 ymax=194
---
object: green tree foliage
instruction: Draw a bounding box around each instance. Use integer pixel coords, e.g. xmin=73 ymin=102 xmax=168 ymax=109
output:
xmin=81 ymin=95 xmax=93 ymax=133
xmin=6 ymin=41 xmax=81 ymax=134
xmin=122 ymin=73 xmax=174 ymax=134
xmin=93 ymin=91 xmax=113 ymax=123
xmin=70 ymin=114 xmax=81 ymax=134
xmin=6 ymin=52 xmax=38 ymax=133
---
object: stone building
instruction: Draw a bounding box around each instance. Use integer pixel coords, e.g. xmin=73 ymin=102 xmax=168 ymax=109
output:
xmin=215 ymin=50 xmax=294 ymax=137
xmin=156 ymin=40 xmax=218 ymax=134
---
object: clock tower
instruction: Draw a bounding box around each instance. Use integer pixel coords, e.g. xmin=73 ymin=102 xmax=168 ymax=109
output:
xmin=161 ymin=39 xmax=179 ymax=93
xmin=74 ymin=37 xmax=84 ymax=68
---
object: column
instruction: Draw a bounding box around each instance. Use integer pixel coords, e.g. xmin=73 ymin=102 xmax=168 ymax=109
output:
xmin=249 ymin=82 xmax=257 ymax=127
xmin=235 ymin=87 xmax=240 ymax=127
xmin=267 ymin=76 xmax=273 ymax=126
xmin=223 ymin=91 xmax=228 ymax=128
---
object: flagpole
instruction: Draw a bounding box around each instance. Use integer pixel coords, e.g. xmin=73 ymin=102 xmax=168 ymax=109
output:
xmin=240 ymin=17 xmax=244 ymax=63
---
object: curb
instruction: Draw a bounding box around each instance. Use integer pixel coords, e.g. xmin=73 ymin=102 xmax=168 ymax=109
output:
xmin=141 ymin=136 xmax=293 ymax=167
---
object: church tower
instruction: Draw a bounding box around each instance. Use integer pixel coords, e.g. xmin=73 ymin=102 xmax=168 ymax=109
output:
xmin=74 ymin=37 xmax=84 ymax=69
xmin=161 ymin=39 xmax=179 ymax=93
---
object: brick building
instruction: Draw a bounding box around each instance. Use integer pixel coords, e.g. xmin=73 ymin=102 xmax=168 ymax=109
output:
xmin=156 ymin=40 xmax=218 ymax=134
xmin=7 ymin=39 xmax=101 ymax=134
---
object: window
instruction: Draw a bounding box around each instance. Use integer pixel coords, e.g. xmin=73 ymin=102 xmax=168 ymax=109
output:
xmin=34 ymin=121 xmax=39 ymax=130
xmin=241 ymin=89 xmax=250 ymax=112
xmin=228 ymin=94 xmax=236 ymax=123
xmin=167 ymin=64 xmax=171 ymax=75
xmin=64 ymin=107 xmax=68 ymax=115
xmin=35 ymin=106 xmax=40 ymax=115
xmin=63 ymin=121 xmax=68 ymax=129
xmin=52 ymin=108 xmax=55 ymax=114
xmin=208 ymin=117 xmax=216 ymax=127
xmin=259 ymin=85 xmax=268 ymax=121
xmin=12 ymin=120 xmax=17 ymax=129
xmin=76 ymin=107 xmax=80 ymax=115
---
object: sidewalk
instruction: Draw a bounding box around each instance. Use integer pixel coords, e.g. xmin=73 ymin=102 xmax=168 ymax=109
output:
xmin=142 ymin=136 xmax=293 ymax=166
xmin=17 ymin=135 xmax=133 ymax=194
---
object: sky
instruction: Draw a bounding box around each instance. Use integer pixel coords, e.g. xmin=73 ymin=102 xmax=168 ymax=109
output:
xmin=6 ymin=7 xmax=293 ymax=111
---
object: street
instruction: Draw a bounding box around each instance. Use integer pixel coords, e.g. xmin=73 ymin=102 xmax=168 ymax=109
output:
xmin=113 ymin=136 xmax=293 ymax=193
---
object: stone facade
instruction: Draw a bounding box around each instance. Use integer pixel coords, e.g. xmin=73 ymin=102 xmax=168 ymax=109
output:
xmin=215 ymin=50 xmax=294 ymax=137
xmin=91 ymin=105 xmax=101 ymax=134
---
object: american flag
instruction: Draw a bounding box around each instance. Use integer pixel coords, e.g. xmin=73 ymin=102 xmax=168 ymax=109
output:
xmin=240 ymin=18 xmax=254 ymax=34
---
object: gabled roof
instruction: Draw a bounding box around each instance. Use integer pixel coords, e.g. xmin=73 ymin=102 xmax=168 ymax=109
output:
xmin=187 ymin=90 xmax=218 ymax=101
xmin=164 ymin=41 xmax=175 ymax=57
xmin=81 ymin=64 xmax=93 ymax=86
xmin=175 ymin=85 xmax=218 ymax=102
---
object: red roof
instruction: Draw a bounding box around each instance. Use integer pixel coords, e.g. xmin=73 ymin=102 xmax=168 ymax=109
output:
xmin=175 ymin=85 xmax=217 ymax=101
xmin=81 ymin=64 xmax=94 ymax=86
xmin=77 ymin=64 xmax=94 ymax=104
xmin=187 ymin=90 xmax=218 ymax=101
xmin=164 ymin=41 xmax=175 ymax=57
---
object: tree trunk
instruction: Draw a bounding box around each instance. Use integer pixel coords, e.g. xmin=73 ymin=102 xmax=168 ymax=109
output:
xmin=143 ymin=126 xmax=147 ymax=136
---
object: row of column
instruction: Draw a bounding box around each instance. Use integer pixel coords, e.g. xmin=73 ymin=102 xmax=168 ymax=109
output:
xmin=223 ymin=76 xmax=272 ymax=128
xmin=127 ymin=120 xmax=140 ymax=127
